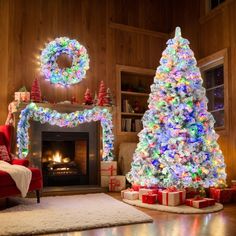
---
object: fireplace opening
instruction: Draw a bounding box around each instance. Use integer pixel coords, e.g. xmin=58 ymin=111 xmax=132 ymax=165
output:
xmin=42 ymin=132 xmax=89 ymax=186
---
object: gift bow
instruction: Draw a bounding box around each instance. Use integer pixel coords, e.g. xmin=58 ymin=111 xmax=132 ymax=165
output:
xmin=101 ymin=165 xmax=117 ymax=175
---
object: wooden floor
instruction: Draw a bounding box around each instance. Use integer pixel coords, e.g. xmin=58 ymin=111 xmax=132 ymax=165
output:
xmin=40 ymin=192 xmax=236 ymax=236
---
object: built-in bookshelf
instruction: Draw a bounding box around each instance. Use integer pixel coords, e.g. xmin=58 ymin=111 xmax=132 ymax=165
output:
xmin=116 ymin=65 xmax=155 ymax=135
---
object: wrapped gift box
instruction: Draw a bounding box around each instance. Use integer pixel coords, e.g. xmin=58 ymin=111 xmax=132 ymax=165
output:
xmin=158 ymin=189 xmax=186 ymax=206
xmin=15 ymin=87 xmax=30 ymax=102
xmin=101 ymin=161 xmax=117 ymax=176
xmin=139 ymin=188 xmax=158 ymax=200
xmin=210 ymin=188 xmax=234 ymax=203
xmin=186 ymin=197 xmax=215 ymax=208
xmin=101 ymin=176 xmax=109 ymax=187
xmin=123 ymin=190 xmax=139 ymax=200
xmin=142 ymin=193 xmax=158 ymax=204
xmin=132 ymin=184 xmax=147 ymax=191
xmin=185 ymin=187 xmax=200 ymax=199
xmin=109 ymin=175 xmax=126 ymax=192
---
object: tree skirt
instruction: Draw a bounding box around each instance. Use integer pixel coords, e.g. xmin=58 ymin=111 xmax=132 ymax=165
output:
xmin=123 ymin=199 xmax=223 ymax=214
xmin=0 ymin=193 xmax=152 ymax=236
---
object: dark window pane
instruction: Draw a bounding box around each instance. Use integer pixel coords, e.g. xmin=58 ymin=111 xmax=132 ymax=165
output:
xmin=206 ymin=86 xmax=224 ymax=111
xmin=212 ymin=110 xmax=224 ymax=128
xmin=204 ymin=65 xmax=224 ymax=89
xmin=210 ymin=0 xmax=225 ymax=9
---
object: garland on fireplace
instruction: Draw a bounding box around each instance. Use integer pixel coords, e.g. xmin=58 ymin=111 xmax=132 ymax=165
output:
xmin=40 ymin=37 xmax=89 ymax=87
xmin=17 ymin=102 xmax=114 ymax=161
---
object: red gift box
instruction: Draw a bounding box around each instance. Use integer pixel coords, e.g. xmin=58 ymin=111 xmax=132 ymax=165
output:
xmin=231 ymin=180 xmax=236 ymax=189
xmin=210 ymin=188 xmax=234 ymax=203
xmin=142 ymin=192 xmax=158 ymax=204
xmin=186 ymin=197 xmax=215 ymax=208
xmin=132 ymin=184 xmax=147 ymax=191
xmin=185 ymin=187 xmax=200 ymax=199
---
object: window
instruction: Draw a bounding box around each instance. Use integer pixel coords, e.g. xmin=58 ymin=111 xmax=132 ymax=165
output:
xmin=210 ymin=0 xmax=225 ymax=10
xmin=198 ymin=49 xmax=228 ymax=131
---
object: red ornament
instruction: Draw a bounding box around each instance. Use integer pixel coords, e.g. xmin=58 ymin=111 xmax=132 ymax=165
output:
xmin=31 ymin=78 xmax=41 ymax=102
xmin=84 ymin=88 xmax=93 ymax=105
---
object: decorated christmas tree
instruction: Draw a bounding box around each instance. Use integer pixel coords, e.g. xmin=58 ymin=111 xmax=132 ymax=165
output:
xmin=31 ymin=78 xmax=41 ymax=102
xmin=84 ymin=88 xmax=93 ymax=105
xmin=98 ymin=81 xmax=107 ymax=106
xmin=126 ymin=27 xmax=226 ymax=189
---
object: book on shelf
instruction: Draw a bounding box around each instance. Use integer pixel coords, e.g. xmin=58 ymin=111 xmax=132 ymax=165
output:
xmin=121 ymin=118 xmax=142 ymax=132
xmin=122 ymin=99 xmax=134 ymax=113
xmin=134 ymin=119 xmax=142 ymax=132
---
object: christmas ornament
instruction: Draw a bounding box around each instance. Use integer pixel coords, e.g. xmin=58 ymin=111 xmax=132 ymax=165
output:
xmin=40 ymin=37 xmax=89 ymax=86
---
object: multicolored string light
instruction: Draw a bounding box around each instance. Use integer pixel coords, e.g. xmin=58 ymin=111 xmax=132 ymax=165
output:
xmin=40 ymin=37 xmax=89 ymax=86
xmin=126 ymin=27 xmax=226 ymax=189
xmin=17 ymin=103 xmax=114 ymax=161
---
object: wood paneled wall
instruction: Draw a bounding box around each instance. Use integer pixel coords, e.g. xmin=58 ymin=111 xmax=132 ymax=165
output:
xmin=0 ymin=0 xmax=171 ymax=155
xmin=197 ymin=0 xmax=236 ymax=183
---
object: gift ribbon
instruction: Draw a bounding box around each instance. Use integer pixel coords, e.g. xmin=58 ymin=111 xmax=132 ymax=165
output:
xmin=163 ymin=190 xmax=184 ymax=205
xmin=101 ymin=165 xmax=117 ymax=175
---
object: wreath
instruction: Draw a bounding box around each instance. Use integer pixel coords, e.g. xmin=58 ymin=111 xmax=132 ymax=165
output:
xmin=40 ymin=37 xmax=89 ymax=86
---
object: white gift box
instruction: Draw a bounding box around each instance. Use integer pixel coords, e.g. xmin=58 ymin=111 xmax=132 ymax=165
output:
xmin=109 ymin=175 xmax=126 ymax=192
xmin=101 ymin=161 xmax=117 ymax=176
xmin=158 ymin=189 xmax=186 ymax=206
xmin=14 ymin=91 xmax=30 ymax=102
xmin=123 ymin=190 xmax=139 ymax=200
xmin=101 ymin=176 xmax=110 ymax=187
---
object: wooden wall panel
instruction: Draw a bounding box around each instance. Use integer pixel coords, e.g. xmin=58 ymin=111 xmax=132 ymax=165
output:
xmin=198 ymin=0 xmax=236 ymax=183
xmin=0 ymin=0 xmax=9 ymax=123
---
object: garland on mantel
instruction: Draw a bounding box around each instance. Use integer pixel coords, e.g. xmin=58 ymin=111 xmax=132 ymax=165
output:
xmin=17 ymin=102 xmax=114 ymax=161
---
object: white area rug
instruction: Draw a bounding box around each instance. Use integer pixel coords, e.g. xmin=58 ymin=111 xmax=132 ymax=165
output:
xmin=123 ymin=199 xmax=223 ymax=214
xmin=0 ymin=193 xmax=152 ymax=236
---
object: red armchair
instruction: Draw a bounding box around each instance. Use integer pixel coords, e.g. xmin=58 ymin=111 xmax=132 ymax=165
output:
xmin=0 ymin=125 xmax=42 ymax=203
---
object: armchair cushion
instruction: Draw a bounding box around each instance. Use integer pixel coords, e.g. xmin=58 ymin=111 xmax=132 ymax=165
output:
xmin=0 ymin=145 xmax=10 ymax=161
xmin=11 ymin=159 xmax=29 ymax=167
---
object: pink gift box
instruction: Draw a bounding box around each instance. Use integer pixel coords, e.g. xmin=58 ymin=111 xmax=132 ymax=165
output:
xmin=158 ymin=189 xmax=186 ymax=206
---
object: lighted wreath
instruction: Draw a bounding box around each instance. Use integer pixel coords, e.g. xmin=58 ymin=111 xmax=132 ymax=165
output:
xmin=40 ymin=37 xmax=89 ymax=86
xmin=17 ymin=103 xmax=114 ymax=161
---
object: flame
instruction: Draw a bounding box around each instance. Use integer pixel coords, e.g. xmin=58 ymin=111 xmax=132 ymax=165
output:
xmin=52 ymin=151 xmax=62 ymax=163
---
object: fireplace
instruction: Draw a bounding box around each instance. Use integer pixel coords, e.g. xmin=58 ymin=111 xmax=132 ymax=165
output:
xmin=42 ymin=132 xmax=89 ymax=186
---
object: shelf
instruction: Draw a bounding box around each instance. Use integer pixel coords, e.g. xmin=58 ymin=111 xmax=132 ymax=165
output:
xmin=121 ymin=112 xmax=144 ymax=117
xmin=121 ymin=91 xmax=149 ymax=97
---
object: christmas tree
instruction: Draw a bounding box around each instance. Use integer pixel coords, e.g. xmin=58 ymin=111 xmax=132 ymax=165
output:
xmin=84 ymin=88 xmax=93 ymax=105
xmin=98 ymin=81 xmax=107 ymax=106
xmin=31 ymin=78 xmax=41 ymax=102
xmin=126 ymin=27 xmax=226 ymax=189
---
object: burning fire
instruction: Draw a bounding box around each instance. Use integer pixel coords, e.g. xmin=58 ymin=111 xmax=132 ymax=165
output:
xmin=52 ymin=151 xmax=62 ymax=163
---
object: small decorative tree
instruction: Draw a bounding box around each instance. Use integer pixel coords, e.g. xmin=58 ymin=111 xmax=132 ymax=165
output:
xmin=126 ymin=27 xmax=226 ymax=189
xmin=84 ymin=88 xmax=93 ymax=105
xmin=105 ymin=88 xmax=113 ymax=106
xmin=98 ymin=81 xmax=107 ymax=106
xmin=31 ymin=78 xmax=41 ymax=102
